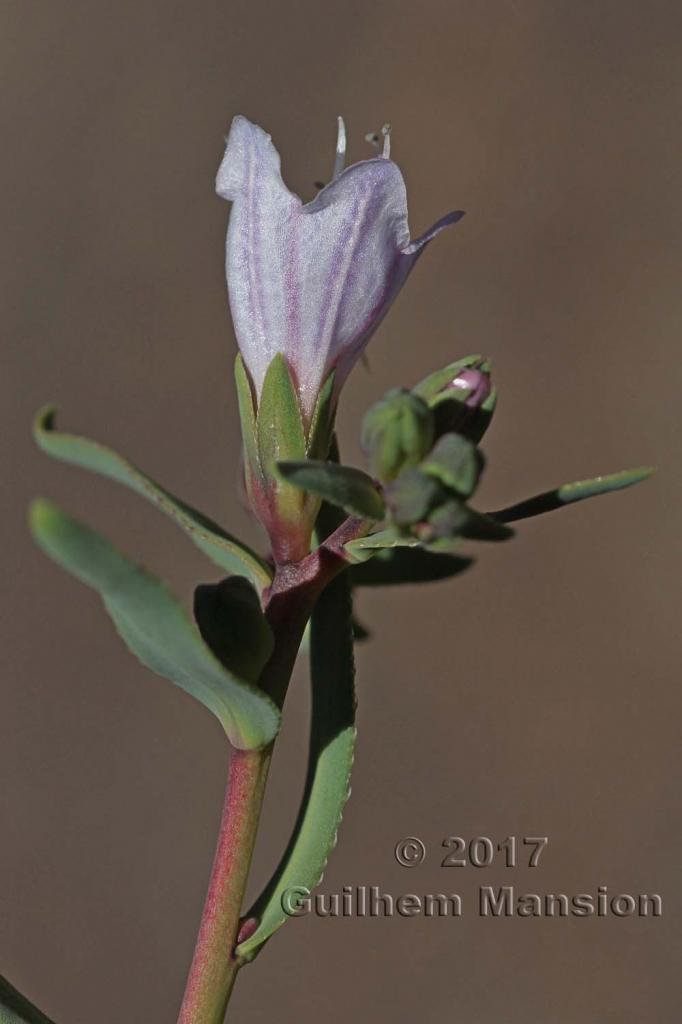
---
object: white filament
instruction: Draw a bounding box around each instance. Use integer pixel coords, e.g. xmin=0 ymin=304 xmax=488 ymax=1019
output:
xmin=381 ymin=123 xmax=391 ymax=159
xmin=332 ymin=116 xmax=347 ymax=180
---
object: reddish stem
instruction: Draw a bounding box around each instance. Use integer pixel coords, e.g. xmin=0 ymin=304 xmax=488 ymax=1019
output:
xmin=176 ymin=514 xmax=369 ymax=1023
xmin=177 ymin=746 xmax=271 ymax=1024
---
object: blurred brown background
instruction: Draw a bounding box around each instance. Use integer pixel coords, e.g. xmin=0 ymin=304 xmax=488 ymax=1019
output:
xmin=1 ymin=1 xmax=680 ymax=1021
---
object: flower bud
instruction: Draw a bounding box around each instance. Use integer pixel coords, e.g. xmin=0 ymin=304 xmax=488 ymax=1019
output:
xmin=361 ymin=388 xmax=435 ymax=483
xmin=413 ymin=356 xmax=495 ymax=443
xmin=448 ymin=366 xmax=491 ymax=408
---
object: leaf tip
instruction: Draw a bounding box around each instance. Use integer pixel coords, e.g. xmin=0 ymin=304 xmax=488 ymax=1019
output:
xmin=33 ymin=404 xmax=57 ymax=439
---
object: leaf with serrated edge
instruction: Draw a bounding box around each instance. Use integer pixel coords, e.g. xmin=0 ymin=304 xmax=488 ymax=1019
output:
xmin=0 ymin=976 xmax=56 ymax=1024
xmin=490 ymin=467 xmax=654 ymax=524
xmin=33 ymin=407 xmax=271 ymax=591
xmin=237 ymin=568 xmax=356 ymax=959
xmin=29 ymin=500 xmax=280 ymax=750
xmin=277 ymin=461 xmax=385 ymax=521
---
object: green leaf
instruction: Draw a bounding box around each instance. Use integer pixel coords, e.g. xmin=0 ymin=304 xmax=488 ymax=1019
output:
xmin=350 ymin=545 xmax=473 ymax=586
xmin=344 ymin=528 xmax=422 ymax=563
xmin=0 ymin=976 xmax=56 ymax=1024
xmin=29 ymin=500 xmax=280 ymax=750
xmin=489 ymin=467 xmax=655 ymax=524
xmin=194 ymin=576 xmax=274 ymax=682
xmin=33 ymin=407 xmax=271 ymax=591
xmin=421 ymin=433 xmax=482 ymax=498
xmin=237 ymin=569 xmax=356 ymax=959
xmin=277 ymin=461 xmax=385 ymax=521
xmin=423 ymin=499 xmax=513 ymax=542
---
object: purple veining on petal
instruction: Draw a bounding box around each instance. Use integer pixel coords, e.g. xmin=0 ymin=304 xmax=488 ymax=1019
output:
xmin=216 ymin=116 xmax=463 ymax=423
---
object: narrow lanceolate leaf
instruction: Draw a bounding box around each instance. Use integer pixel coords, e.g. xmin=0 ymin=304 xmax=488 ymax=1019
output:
xmin=277 ymin=461 xmax=385 ymax=521
xmin=344 ymin=528 xmax=423 ymax=563
xmin=489 ymin=467 xmax=655 ymax=524
xmin=350 ymin=545 xmax=473 ymax=586
xmin=237 ymin=569 xmax=356 ymax=960
xmin=29 ymin=500 xmax=280 ymax=750
xmin=423 ymin=500 xmax=513 ymax=543
xmin=33 ymin=407 xmax=271 ymax=591
xmin=0 ymin=976 xmax=56 ymax=1024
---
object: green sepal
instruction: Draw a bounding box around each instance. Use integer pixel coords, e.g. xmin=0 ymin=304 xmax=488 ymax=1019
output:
xmin=0 ymin=976 xmax=55 ymax=1024
xmin=193 ymin=577 xmax=274 ymax=683
xmin=307 ymin=370 xmax=337 ymax=461
xmin=490 ymin=467 xmax=655 ymax=524
xmin=412 ymin=355 xmax=483 ymax=401
xmin=234 ymin=354 xmax=261 ymax=484
xmin=29 ymin=500 xmax=280 ymax=750
xmin=33 ymin=406 xmax=271 ymax=591
xmin=277 ymin=461 xmax=385 ymax=521
xmin=384 ymin=468 xmax=442 ymax=526
xmin=350 ymin=545 xmax=473 ymax=586
xmin=256 ymin=354 xmax=309 ymax=527
xmin=421 ymin=433 xmax=482 ymax=498
xmin=431 ymin=385 xmax=497 ymax=444
xmin=237 ymin=568 xmax=356 ymax=959
xmin=361 ymin=388 xmax=434 ymax=483
xmin=413 ymin=356 xmax=496 ymax=443
xmin=256 ymin=354 xmax=307 ymax=477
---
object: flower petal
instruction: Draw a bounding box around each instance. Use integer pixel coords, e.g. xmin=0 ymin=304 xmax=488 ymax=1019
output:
xmin=217 ymin=117 xmax=463 ymax=423
xmin=216 ymin=116 xmax=301 ymax=401
xmin=403 ymin=209 xmax=465 ymax=255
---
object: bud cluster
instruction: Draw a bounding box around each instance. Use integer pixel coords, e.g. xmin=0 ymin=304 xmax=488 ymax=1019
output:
xmin=361 ymin=356 xmax=509 ymax=546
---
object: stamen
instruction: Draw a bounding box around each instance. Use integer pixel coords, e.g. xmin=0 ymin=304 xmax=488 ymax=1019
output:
xmin=364 ymin=123 xmax=392 ymax=158
xmin=381 ymin=123 xmax=391 ymax=159
xmin=332 ymin=116 xmax=347 ymax=180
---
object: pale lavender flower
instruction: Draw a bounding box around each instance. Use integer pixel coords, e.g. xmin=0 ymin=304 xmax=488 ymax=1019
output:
xmin=216 ymin=115 xmax=463 ymax=423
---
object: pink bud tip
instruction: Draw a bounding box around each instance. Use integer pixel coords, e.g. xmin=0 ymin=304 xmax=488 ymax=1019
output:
xmin=450 ymin=367 xmax=491 ymax=408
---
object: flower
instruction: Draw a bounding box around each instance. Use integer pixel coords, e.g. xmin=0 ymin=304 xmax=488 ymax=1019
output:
xmin=216 ymin=115 xmax=463 ymax=424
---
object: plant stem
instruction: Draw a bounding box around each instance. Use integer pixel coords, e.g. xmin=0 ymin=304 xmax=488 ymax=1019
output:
xmin=177 ymin=515 xmax=369 ymax=1023
xmin=177 ymin=745 xmax=271 ymax=1024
